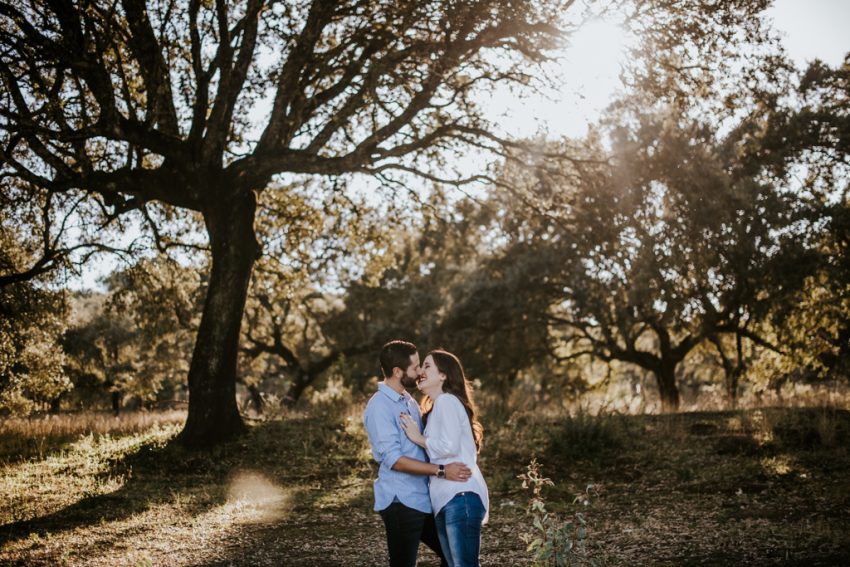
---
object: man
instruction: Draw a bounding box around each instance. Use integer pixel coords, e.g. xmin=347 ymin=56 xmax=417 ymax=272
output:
xmin=364 ymin=339 xmax=472 ymax=567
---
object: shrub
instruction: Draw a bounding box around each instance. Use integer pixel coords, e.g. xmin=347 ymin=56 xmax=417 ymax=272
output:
xmin=518 ymin=459 xmax=598 ymax=567
xmin=547 ymin=408 xmax=629 ymax=463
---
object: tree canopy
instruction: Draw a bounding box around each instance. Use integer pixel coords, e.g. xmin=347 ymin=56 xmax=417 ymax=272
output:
xmin=1 ymin=0 xmax=572 ymax=445
xmin=3 ymin=1 xmax=847 ymax=432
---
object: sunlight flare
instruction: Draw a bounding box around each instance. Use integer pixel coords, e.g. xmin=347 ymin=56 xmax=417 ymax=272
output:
xmin=226 ymin=470 xmax=290 ymax=523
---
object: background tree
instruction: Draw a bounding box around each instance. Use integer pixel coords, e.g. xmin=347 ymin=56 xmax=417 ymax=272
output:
xmin=433 ymin=2 xmax=816 ymax=411
xmin=474 ymin=105 xmax=812 ymax=411
xmin=106 ymin=257 xmax=204 ymax=404
xmin=0 ymin=177 xmax=137 ymax=414
xmin=757 ymin=55 xmax=850 ymax=381
xmin=61 ymin=257 xmax=202 ymax=411
xmin=0 ymin=281 xmax=70 ymax=415
xmin=0 ymin=198 xmax=73 ymax=414
xmin=436 ymin=226 xmax=554 ymax=407
xmin=61 ymin=299 xmax=139 ymax=413
xmin=239 ymin=181 xmax=389 ymax=408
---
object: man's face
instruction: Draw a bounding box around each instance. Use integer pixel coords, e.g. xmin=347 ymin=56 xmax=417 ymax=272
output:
xmin=400 ymin=352 xmax=421 ymax=388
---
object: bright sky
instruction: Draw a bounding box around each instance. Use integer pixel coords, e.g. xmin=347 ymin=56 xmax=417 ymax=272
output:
xmin=768 ymin=0 xmax=849 ymax=68
xmin=485 ymin=18 xmax=631 ymax=140
xmin=71 ymin=1 xmax=850 ymax=290
xmin=489 ymin=0 xmax=850 ymax=141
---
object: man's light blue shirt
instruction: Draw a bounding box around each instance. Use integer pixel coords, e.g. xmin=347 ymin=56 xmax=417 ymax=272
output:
xmin=363 ymin=382 xmax=432 ymax=514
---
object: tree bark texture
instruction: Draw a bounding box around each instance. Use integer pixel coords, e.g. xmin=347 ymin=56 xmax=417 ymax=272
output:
xmin=179 ymin=190 xmax=261 ymax=447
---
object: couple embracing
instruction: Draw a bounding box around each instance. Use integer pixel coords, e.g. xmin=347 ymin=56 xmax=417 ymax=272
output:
xmin=363 ymin=340 xmax=489 ymax=567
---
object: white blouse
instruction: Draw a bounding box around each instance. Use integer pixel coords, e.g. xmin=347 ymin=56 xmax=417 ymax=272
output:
xmin=424 ymin=393 xmax=489 ymax=522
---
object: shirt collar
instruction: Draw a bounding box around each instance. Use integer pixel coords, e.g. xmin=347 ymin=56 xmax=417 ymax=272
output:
xmin=378 ymin=381 xmax=410 ymax=403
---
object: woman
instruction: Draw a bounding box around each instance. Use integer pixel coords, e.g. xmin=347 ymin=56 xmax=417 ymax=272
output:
xmin=400 ymin=349 xmax=489 ymax=567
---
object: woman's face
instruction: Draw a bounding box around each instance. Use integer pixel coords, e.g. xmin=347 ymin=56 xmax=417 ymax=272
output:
xmin=417 ymin=354 xmax=445 ymax=395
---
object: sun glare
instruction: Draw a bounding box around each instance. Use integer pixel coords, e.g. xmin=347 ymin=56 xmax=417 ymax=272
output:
xmin=561 ymin=20 xmax=629 ymax=100
xmin=487 ymin=18 xmax=631 ymax=140
xmin=547 ymin=19 xmax=631 ymax=136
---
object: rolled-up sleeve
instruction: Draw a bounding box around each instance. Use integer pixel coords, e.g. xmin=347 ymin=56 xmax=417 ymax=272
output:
xmin=425 ymin=396 xmax=462 ymax=460
xmin=365 ymin=402 xmax=404 ymax=469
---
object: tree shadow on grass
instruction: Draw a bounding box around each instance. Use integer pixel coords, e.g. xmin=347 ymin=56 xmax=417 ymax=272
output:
xmin=1 ymin=439 xmax=225 ymax=547
xmin=0 ymin=415 xmax=371 ymax=554
xmin=178 ymin=497 xmax=443 ymax=567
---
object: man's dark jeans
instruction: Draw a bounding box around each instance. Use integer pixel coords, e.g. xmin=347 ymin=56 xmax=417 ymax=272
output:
xmin=379 ymin=500 xmax=448 ymax=567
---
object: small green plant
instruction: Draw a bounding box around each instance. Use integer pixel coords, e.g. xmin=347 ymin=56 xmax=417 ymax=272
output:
xmin=518 ymin=459 xmax=597 ymax=567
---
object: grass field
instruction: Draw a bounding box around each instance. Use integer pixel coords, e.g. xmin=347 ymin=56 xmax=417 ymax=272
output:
xmin=1 ymin=404 xmax=849 ymax=566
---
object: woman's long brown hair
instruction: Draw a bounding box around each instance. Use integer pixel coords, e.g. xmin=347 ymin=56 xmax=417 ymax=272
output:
xmin=421 ymin=349 xmax=484 ymax=452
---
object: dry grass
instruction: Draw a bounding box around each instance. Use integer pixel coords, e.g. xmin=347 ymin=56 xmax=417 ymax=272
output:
xmin=1 ymin=404 xmax=849 ymax=566
xmin=0 ymin=410 xmax=187 ymax=463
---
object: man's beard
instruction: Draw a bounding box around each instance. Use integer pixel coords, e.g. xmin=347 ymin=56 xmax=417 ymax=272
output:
xmin=400 ymin=375 xmax=418 ymax=388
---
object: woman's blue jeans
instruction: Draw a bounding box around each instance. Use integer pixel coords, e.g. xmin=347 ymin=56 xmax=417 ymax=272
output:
xmin=435 ymin=492 xmax=485 ymax=567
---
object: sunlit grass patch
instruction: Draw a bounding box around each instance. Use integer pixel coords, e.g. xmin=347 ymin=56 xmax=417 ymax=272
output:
xmin=0 ymin=407 xmax=376 ymax=565
xmin=0 ymin=410 xmax=186 ymax=462
xmin=226 ymin=470 xmax=292 ymax=523
xmin=1 ymin=481 xmax=303 ymax=567
xmin=0 ymin=422 xmax=180 ymax=526
xmin=760 ymin=454 xmax=795 ymax=477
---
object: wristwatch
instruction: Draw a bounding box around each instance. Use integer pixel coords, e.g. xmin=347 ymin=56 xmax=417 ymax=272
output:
xmin=436 ymin=464 xmax=446 ymax=479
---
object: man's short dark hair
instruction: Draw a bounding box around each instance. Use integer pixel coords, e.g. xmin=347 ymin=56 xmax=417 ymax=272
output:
xmin=380 ymin=340 xmax=417 ymax=378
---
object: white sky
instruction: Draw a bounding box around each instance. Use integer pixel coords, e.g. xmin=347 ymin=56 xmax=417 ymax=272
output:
xmin=71 ymin=1 xmax=850 ymax=290
xmin=485 ymin=18 xmax=631 ymax=140
xmin=768 ymin=0 xmax=849 ymax=68
xmin=489 ymin=0 xmax=850 ymax=141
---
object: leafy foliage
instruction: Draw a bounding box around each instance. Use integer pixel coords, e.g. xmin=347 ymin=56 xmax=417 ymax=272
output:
xmin=0 ymin=213 xmax=71 ymax=413
xmin=0 ymin=282 xmax=70 ymax=414
xmin=519 ymin=459 xmax=597 ymax=567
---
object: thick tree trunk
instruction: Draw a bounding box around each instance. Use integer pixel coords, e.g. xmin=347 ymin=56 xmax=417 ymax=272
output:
xmin=179 ymin=190 xmax=261 ymax=448
xmin=654 ymin=362 xmax=680 ymax=412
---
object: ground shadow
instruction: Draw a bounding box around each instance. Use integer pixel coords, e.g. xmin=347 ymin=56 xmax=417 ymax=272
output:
xmin=1 ymin=415 xmax=363 ymax=550
xmin=5 ymin=408 xmax=849 ymax=566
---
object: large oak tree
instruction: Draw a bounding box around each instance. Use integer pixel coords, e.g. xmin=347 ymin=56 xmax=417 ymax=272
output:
xmin=0 ymin=0 xmax=568 ymax=446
